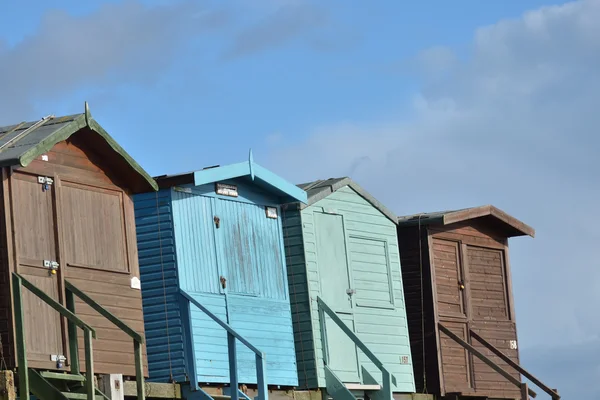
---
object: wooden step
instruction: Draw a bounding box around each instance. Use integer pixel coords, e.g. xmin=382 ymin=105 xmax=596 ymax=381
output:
xmin=344 ymin=383 xmax=381 ymax=391
xmin=61 ymin=393 xmax=104 ymax=400
xmin=40 ymin=371 xmax=86 ymax=382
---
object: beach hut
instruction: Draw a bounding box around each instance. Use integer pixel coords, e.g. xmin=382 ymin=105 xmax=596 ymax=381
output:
xmin=0 ymin=104 xmax=156 ymax=397
xmin=281 ymin=178 xmax=416 ymax=397
xmin=397 ymin=205 xmax=538 ymax=399
xmin=134 ymin=154 xmax=307 ymax=389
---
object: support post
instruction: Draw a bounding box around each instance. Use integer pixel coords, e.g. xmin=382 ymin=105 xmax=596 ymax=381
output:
xmin=11 ymin=274 xmax=28 ymax=398
xmin=521 ymin=383 xmax=529 ymax=400
xmin=318 ymin=307 xmax=329 ymax=365
xmin=228 ymin=333 xmax=239 ymax=400
xmin=0 ymin=370 xmax=16 ymax=400
xmin=255 ymin=353 xmax=268 ymax=400
xmin=381 ymin=369 xmax=392 ymax=400
xmin=66 ymin=289 xmax=80 ymax=375
xmin=134 ymin=339 xmax=146 ymax=400
xmin=84 ymin=328 xmax=95 ymax=400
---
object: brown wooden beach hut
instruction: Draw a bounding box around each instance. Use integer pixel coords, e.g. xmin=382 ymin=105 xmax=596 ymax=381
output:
xmin=397 ymin=205 xmax=557 ymax=399
xmin=0 ymin=103 xmax=156 ymax=386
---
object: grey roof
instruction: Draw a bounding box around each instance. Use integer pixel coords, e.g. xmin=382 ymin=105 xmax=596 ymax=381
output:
xmin=0 ymin=104 xmax=157 ymax=192
xmin=397 ymin=205 xmax=535 ymax=237
xmin=296 ymin=177 xmax=398 ymax=223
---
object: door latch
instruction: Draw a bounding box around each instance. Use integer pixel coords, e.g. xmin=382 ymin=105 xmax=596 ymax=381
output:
xmin=44 ymin=260 xmax=59 ymax=275
xmin=220 ymin=276 xmax=227 ymax=289
xmin=38 ymin=176 xmax=53 ymax=192
xmin=214 ymin=216 xmax=220 ymax=229
xmin=51 ymin=354 xmax=66 ymax=369
xmin=458 ymin=280 xmax=465 ymax=290
xmin=346 ymin=288 xmax=356 ymax=296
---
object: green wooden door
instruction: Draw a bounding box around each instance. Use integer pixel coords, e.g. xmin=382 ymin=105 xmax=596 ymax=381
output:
xmin=315 ymin=212 xmax=360 ymax=383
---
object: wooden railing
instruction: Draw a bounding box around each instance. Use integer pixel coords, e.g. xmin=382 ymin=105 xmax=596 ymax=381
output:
xmin=438 ymin=323 xmax=560 ymax=400
xmin=65 ymin=280 xmax=146 ymax=400
xmin=12 ymin=273 xmax=97 ymax=399
xmin=317 ymin=297 xmax=398 ymax=400
xmin=180 ymin=290 xmax=268 ymax=400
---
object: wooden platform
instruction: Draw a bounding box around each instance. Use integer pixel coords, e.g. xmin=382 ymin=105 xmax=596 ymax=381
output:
xmin=122 ymin=381 xmax=435 ymax=400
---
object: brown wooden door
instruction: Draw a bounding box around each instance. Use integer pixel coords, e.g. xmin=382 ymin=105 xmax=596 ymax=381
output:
xmin=12 ymin=171 xmax=65 ymax=369
xmin=431 ymin=238 xmax=472 ymax=393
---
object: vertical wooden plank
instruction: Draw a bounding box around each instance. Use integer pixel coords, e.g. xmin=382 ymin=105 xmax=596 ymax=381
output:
xmin=84 ymin=329 xmax=94 ymax=400
xmin=179 ymin=294 xmax=198 ymax=390
xmin=520 ymin=382 xmax=529 ymax=400
xmin=2 ymin=168 xmax=16 ymax=369
xmin=318 ymin=307 xmax=329 ymax=366
xmin=228 ymin=333 xmax=239 ymax=400
xmin=52 ymin=176 xmax=69 ymax=369
xmin=0 ymin=370 xmax=16 ymax=400
xmin=134 ymin=339 xmax=146 ymax=400
xmin=11 ymin=274 xmax=28 ymax=397
xmin=503 ymin=242 xmax=517 ymax=322
xmin=255 ymin=354 xmax=268 ymax=400
xmin=65 ymin=289 xmax=79 ymax=375
xmin=460 ymin=243 xmax=475 ymax=388
xmin=426 ymin=232 xmax=445 ymax=395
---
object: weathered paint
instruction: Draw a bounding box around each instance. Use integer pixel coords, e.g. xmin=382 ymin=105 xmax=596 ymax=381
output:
xmin=173 ymin=182 xmax=298 ymax=386
xmin=283 ymin=185 xmax=416 ymax=392
xmin=136 ymin=167 xmax=303 ymax=387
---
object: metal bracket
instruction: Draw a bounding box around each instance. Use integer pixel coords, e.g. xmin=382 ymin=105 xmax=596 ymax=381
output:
xmin=37 ymin=176 xmax=53 ymax=185
xmin=43 ymin=260 xmax=59 ymax=269
xmin=346 ymin=288 xmax=356 ymax=296
xmin=50 ymin=355 xmax=66 ymax=362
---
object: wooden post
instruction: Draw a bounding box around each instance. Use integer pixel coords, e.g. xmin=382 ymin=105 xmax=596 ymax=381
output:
xmin=228 ymin=333 xmax=239 ymax=400
xmin=255 ymin=353 xmax=268 ymax=400
xmin=0 ymin=370 xmax=16 ymax=400
xmin=521 ymin=383 xmax=529 ymax=400
xmin=98 ymin=374 xmax=125 ymax=400
xmin=84 ymin=328 xmax=95 ymax=400
xmin=11 ymin=274 xmax=28 ymax=398
xmin=134 ymin=339 xmax=146 ymax=400
xmin=381 ymin=369 xmax=392 ymax=400
xmin=66 ymin=289 xmax=80 ymax=375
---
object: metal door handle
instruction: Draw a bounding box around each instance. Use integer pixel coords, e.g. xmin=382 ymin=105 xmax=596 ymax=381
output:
xmin=346 ymin=288 xmax=356 ymax=296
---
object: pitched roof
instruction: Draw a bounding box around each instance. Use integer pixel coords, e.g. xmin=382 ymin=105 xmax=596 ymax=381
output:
xmin=296 ymin=177 xmax=398 ymax=223
xmin=397 ymin=205 xmax=535 ymax=238
xmin=155 ymin=150 xmax=307 ymax=204
xmin=0 ymin=103 xmax=158 ymax=192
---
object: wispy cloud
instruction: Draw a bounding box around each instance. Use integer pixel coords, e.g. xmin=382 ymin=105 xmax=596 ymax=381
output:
xmin=0 ymin=0 xmax=229 ymax=123
xmin=222 ymin=2 xmax=328 ymax=60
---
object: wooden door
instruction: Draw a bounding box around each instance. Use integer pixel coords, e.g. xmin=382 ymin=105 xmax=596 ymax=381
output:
xmin=12 ymin=171 xmax=65 ymax=369
xmin=314 ymin=212 xmax=360 ymax=383
xmin=431 ymin=238 xmax=471 ymax=393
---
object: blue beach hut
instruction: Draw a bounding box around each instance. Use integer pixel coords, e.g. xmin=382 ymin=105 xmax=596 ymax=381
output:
xmin=134 ymin=153 xmax=307 ymax=391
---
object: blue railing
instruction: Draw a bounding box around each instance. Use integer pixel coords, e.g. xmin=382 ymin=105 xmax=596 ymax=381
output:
xmin=317 ymin=297 xmax=397 ymax=400
xmin=180 ymin=290 xmax=268 ymax=400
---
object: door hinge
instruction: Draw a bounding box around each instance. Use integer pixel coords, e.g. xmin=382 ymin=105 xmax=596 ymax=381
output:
xmin=346 ymin=288 xmax=356 ymax=296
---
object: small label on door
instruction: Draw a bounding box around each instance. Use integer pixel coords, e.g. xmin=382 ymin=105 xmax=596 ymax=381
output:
xmin=510 ymin=340 xmax=518 ymax=350
xmin=400 ymin=355 xmax=409 ymax=364
xmin=131 ymin=277 xmax=141 ymax=290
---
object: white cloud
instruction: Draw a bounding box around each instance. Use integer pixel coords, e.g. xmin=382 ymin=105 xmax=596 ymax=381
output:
xmin=0 ymin=0 xmax=228 ymax=123
xmin=266 ymin=0 xmax=600 ymax=362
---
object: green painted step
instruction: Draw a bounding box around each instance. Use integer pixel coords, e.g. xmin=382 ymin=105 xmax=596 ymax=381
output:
xmin=61 ymin=393 xmax=104 ymax=400
xmin=40 ymin=371 xmax=86 ymax=382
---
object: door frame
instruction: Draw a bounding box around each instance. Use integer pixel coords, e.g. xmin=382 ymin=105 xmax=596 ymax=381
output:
xmin=313 ymin=208 xmax=361 ymax=383
xmin=7 ymin=168 xmax=69 ymax=370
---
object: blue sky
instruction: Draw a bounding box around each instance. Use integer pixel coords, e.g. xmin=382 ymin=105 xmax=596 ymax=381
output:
xmin=1 ymin=1 xmax=598 ymax=398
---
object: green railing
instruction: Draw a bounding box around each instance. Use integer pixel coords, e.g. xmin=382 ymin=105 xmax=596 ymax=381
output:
xmin=12 ymin=272 xmax=146 ymax=400
xmin=65 ymin=280 xmax=146 ymax=400
xmin=12 ymin=272 xmax=97 ymax=399
xmin=317 ymin=297 xmax=397 ymax=400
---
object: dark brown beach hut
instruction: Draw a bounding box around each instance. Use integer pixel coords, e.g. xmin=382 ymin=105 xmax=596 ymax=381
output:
xmin=396 ymin=205 xmax=549 ymax=399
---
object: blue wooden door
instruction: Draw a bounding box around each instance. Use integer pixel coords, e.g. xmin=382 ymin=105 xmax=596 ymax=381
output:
xmin=314 ymin=212 xmax=360 ymax=383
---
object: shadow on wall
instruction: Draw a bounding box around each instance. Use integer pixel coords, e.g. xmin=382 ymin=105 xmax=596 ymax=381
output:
xmin=520 ymin=340 xmax=600 ymax=399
